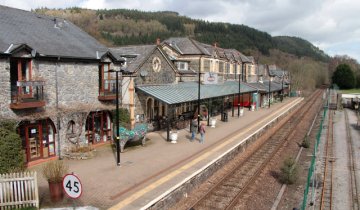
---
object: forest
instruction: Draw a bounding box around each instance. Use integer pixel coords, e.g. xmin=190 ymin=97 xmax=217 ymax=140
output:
xmin=34 ymin=7 xmax=360 ymax=92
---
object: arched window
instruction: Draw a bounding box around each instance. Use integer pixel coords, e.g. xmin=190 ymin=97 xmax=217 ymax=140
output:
xmin=67 ymin=120 xmax=75 ymax=134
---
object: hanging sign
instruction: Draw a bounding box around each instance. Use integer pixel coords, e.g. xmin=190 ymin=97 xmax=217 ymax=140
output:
xmin=202 ymin=72 xmax=218 ymax=84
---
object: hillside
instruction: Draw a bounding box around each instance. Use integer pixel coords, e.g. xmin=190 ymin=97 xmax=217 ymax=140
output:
xmin=34 ymin=8 xmax=329 ymax=62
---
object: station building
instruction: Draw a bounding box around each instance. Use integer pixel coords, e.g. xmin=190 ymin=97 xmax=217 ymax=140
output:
xmin=0 ymin=5 xmax=290 ymax=166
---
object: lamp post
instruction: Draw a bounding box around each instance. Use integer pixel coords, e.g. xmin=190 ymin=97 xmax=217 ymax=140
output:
xmin=268 ymin=76 xmax=272 ymax=108
xmin=238 ymin=65 xmax=241 ymax=117
xmin=109 ymin=69 xmax=121 ymax=166
xmin=281 ymin=71 xmax=284 ymax=102
xmin=197 ymin=70 xmax=201 ymax=128
xmin=238 ymin=61 xmax=248 ymax=117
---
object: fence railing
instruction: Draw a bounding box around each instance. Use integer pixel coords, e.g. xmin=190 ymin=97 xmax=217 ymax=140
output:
xmin=0 ymin=172 xmax=39 ymax=210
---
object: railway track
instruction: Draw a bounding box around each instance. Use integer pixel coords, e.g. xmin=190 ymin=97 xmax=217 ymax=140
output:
xmin=320 ymin=109 xmax=334 ymax=210
xmin=189 ymin=90 xmax=323 ymax=210
xmin=344 ymin=109 xmax=360 ymax=210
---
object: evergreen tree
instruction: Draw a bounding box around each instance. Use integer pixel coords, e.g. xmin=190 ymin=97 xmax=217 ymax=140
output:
xmin=332 ymin=64 xmax=355 ymax=89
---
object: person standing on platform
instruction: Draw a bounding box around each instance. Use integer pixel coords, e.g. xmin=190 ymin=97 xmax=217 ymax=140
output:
xmin=199 ymin=122 xmax=206 ymax=144
xmin=190 ymin=118 xmax=198 ymax=142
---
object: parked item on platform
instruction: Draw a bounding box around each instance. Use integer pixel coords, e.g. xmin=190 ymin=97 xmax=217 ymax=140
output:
xmin=210 ymin=118 xmax=217 ymax=128
xmin=116 ymin=123 xmax=148 ymax=152
xmin=170 ymin=130 xmax=179 ymax=143
xmin=42 ymin=160 xmax=68 ymax=203
xmin=240 ymin=108 xmax=244 ymax=116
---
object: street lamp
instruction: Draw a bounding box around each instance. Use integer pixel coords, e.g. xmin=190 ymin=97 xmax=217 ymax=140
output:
xmin=109 ymin=68 xmax=123 ymax=166
xmin=281 ymin=71 xmax=284 ymax=102
xmin=197 ymin=70 xmax=201 ymax=128
xmin=238 ymin=61 xmax=249 ymax=117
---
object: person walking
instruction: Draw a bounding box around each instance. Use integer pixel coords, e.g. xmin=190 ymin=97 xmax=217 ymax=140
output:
xmin=199 ymin=122 xmax=206 ymax=144
xmin=190 ymin=118 xmax=198 ymax=142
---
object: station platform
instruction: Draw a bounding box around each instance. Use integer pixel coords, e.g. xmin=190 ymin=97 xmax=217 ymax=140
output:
xmin=34 ymin=97 xmax=303 ymax=210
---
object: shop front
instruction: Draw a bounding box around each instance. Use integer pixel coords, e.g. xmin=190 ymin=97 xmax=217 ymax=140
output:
xmin=18 ymin=118 xmax=56 ymax=164
xmin=85 ymin=111 xmax=112 ymax=145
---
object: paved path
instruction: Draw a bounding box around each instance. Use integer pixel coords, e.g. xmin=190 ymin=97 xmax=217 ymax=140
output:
xmin=332 ymin=109 xmax=360 ymax=210
xmin=31 ymin=98 xmax=302 ymax=210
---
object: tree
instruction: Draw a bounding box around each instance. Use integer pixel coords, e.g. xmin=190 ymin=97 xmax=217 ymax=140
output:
xmin=332 ymin=64 xmax=355 ymax=89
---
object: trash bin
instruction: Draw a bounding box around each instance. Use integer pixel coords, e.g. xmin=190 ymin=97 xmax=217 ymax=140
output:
xmin=222 ymin=112 xmax=228 ymax=122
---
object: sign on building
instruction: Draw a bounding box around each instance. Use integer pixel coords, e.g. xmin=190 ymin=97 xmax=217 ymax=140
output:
xmin=202 ymin=72 xmax=218 ymax=85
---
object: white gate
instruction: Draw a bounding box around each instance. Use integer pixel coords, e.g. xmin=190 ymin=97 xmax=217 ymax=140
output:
xmin=0 ymin=172 xmax=39 ymax=210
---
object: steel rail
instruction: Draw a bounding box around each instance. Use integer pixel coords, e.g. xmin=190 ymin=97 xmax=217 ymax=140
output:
xmin=189 ymin=89 xmax=322 ymax=210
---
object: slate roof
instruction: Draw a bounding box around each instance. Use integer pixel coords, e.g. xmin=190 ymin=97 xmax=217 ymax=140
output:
xmin=0 ymin=5 xmax=110 ymax=59
xmin=247 ymin=81 xmax=288 ymax=93
xmin=136 ymin=81 xmax=257 ymax=105
xmin=110 ymin=45 xmax=158 ymax=73
xmin=162 ymin=37 xmax=211 ymax=55
xmin=228 ymin=49 xmax=252 ymax=63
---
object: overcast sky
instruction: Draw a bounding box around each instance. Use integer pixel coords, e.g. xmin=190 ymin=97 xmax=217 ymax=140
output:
xmin=1 ymin=0 xmax=359 ymax=62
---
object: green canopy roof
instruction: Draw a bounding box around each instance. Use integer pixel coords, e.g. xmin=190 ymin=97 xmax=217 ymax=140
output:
xmin=136 ymin=81 xmax=257 ymax=105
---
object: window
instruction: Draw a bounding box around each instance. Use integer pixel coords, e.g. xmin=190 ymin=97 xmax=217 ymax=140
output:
xmin=67 ymin=120 xmax=75 ymax=134
xmin=10 ymin=58 xmax=32 ymax=95
xmin=177 ymin=62 xmax=188 ymax=70
xmin=99 ymin=63 xmax=115 ymax=93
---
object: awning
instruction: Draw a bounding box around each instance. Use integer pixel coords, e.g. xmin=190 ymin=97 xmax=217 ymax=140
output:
xmin=136 ymin=81 xmax=258 ymax=105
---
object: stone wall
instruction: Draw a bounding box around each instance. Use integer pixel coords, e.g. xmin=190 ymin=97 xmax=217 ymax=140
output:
xmin=0 ymin=57 xmax=119 ymax=156
xmin=134 ymin=49 xmax=176 ymax=86
xmin=0 ymin=58 xmax=11 ymax=119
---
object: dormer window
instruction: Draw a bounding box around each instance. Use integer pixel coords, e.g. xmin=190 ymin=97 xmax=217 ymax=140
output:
xmin=176 ymin=61 xmax=189 ymax=71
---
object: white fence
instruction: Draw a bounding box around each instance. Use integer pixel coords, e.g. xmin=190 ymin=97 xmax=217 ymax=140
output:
xmin=0 ymin=172 xmax=39 ymax=210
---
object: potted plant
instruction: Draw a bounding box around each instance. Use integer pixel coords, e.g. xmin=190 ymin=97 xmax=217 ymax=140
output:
xmin=42 ymin=160 xmax=69 ymax=202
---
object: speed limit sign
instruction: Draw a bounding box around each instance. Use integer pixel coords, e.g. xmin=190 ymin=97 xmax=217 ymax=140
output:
xmin=62 ymin=174 xmax=82 ymax=199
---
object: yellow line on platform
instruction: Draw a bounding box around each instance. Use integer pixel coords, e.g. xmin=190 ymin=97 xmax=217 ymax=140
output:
xmin=109 ymin=98 xmax=303 ymax=210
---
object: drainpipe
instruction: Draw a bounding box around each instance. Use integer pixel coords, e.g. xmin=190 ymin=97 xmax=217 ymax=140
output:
xmin=55 ymin=57 xmax=61 ymax=159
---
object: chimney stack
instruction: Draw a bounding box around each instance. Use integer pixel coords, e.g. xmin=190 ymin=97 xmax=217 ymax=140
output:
xmin=156 ymin=38 xmax=161 ymax=45
xmin=213 ymin=42 xmax=218 ymax=48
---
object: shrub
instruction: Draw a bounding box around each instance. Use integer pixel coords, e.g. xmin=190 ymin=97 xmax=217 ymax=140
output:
xmin=301 ymin=135 xmax=310 ymax=148
xmin=42 ymin=160 xmax=69 ymax=183
xmin=112 ymin=108 xmax=131 ymax=128
xmin=279 ymin=157 xmax=298 ymax=185
xmin=0 ymin=120 xmax=25 ymax=174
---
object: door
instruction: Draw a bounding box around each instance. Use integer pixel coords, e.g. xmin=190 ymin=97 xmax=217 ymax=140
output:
xmin=26 ymin=124 xmax=41 ymax=161
xmin=86 ymin=111 xmax=111 ymax=145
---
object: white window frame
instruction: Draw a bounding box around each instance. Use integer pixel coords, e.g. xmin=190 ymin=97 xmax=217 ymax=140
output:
xmin=177 ymin=61 xmax=189 ymax=71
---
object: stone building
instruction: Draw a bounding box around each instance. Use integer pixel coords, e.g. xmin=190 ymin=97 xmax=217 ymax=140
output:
xmin=0 ymin=5 xmax=124 ymax=165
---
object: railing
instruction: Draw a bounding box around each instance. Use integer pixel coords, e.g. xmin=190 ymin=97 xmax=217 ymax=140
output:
xmin=0 ymin=172 xmax=39 ymax=210
xmin=10 ymin=80 xmax=45 ymax=109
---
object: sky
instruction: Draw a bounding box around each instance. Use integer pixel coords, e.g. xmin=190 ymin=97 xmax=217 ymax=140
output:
xmin=1 ymin=0 xmax=360 ymax=62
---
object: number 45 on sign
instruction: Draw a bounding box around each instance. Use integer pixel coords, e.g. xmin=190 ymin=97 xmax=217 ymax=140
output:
xmin=63 ymin=173 xmax=82 ymax=199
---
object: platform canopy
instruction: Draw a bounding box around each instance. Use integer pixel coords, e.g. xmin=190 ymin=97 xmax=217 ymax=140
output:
xmin=136 ymin=81 xmax=257 ymax=105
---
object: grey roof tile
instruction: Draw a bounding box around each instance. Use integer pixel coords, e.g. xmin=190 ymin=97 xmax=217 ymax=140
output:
xmin=163 ymin=37 xmax=211 ymax=55
xmin=110 ymin=45 xmax=157 ymax=73
xmin=0 ymin=5 xmax=108 ymax=59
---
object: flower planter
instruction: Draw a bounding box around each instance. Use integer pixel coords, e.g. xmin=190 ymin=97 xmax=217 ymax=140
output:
xmin=210 ymin=118 xmax=217 ymax=128
xmin=48 ymin=181 xmax=63 ymax=203
xmin=170 ymin=131 xmax=178 ymax=143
